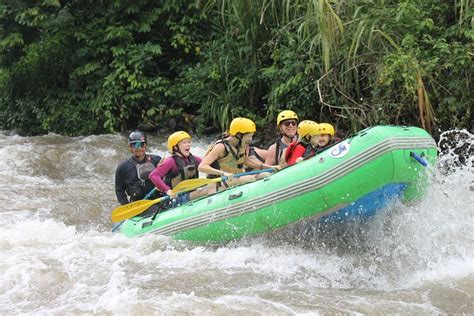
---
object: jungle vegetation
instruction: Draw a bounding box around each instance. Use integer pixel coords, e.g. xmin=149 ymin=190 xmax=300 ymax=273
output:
xmin=0 ymin=0 xmax=472 ymax=138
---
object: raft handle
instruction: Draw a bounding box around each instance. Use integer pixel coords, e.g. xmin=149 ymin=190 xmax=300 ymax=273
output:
xmin=142 ymin=221 xmax=153 ymax=228
xmin=410 ymin=151 xmax=428 ymax=167
xmin=228 ymin=191 xmax=243 ymax=200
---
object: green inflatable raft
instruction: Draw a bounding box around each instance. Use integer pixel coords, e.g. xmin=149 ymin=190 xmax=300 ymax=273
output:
xmin=117 ymin=125 xmax=437 ymax=243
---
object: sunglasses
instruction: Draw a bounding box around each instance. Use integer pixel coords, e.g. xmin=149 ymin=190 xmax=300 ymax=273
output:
xmin=131 ymin=142 xmax=145 ymax=149
xmin=282 ymin=120 xmax=297 ymax=127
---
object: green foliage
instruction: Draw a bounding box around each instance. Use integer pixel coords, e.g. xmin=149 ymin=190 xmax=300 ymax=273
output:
xmin=0 ymin=0 xmax=472 ymax=136
xmin=0 ymin=0 xmax=209 ymax=135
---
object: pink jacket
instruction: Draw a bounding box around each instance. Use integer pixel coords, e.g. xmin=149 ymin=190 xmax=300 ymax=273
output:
xmin=149 ymin=155 xmax=202 ymax=193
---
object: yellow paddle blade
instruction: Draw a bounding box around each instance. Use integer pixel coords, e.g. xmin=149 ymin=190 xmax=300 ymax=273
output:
xmin=172 ymin=177 xmax=222 ymax=195
xmin=111 ymin=197 xmax=166 ymax=222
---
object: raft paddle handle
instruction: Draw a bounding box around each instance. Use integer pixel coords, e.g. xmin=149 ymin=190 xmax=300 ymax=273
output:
xmin=228 ymin=191 xmax=243 ymax=200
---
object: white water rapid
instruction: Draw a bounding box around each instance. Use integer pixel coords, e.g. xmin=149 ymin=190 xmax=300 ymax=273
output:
xmin=0 ymin=130 xmax=472 ymax=314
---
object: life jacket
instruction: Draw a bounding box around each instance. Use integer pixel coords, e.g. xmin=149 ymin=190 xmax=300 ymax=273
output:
xmin=274 ymin=135 xmax=297 ymax=165
xmin=285 ymin=141 xmax=316 ymax=162
xmin=130 ymin=155 xmax=155 ymax=182
xmin=204 ymin=138 xmax=246 ymax=178
xmin=248 ymin=146 xmax=265 ymax=163
xmin=127 ymin=155 xmax=158 ymax=201
xmin=302 ymin=143 xmax=316 ymax=159
xmin=163 ymin=154 xmax=199 ymax=188
xmin=245 ymin=146 xmax=265 ymax=172
xmin=285 ymin=141 xmax=299 ymax=163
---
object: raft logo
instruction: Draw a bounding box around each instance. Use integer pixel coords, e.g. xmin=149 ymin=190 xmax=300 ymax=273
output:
xmin=330 ymin=141 xmax=351 ymax=158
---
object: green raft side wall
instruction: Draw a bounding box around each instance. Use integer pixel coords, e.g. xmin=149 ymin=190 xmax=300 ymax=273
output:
xmin=120 ymin=125 xmax=437 ymax=242
xmin=317 ymin=152 xmax=394 ymax=210
xmin=173 ymin=156 xmax=394 ymax=243
xmin=173 ymin=148 xmax=393 ymax=242
xmin=167 ymin=150 xmax=421 ymax=243
xmin=173 ymin=190 xmax=326 ymax=242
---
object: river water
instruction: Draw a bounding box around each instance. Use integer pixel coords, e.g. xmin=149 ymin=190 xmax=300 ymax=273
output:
xmin=0 ymin=130 xmax=472 ymax=314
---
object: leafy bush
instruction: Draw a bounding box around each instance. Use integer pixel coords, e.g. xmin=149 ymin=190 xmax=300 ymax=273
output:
xmin=0 ymin=0 xmax=471 ymax=137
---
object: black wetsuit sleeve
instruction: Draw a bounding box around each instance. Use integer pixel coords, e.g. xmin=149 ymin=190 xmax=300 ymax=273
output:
xmin=115 ymin=162 xmax=129 ymax=205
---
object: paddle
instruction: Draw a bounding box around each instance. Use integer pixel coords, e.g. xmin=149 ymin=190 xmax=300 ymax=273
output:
xmin=111 ymin=188 xmax=158 ymax=231
xmin=171 ymin=168 xmax=274 ymax=194
xmin=111 ymin=195 xmax=170 ymax=223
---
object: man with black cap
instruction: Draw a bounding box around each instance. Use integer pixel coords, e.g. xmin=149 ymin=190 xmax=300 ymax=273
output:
xmin=114 ymin=131 xmax=162 ymax=205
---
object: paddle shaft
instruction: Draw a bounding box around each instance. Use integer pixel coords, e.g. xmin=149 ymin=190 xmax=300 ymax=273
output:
xmin=171 ymin=168 xmax=274 ymax=195
xmin=143 ymin=187 xmax=157 ymax=199
xmin=227 ymin=168 xmax=274 ymax=179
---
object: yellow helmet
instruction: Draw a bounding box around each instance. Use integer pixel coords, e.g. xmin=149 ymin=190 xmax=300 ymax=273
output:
xmin=167 ymin=131 xmax=191 ymax=153
xmin=297 ymin=120 xmax=320 ymax=138
xmin=319 ymin=123 xmax=335 ymax=136
xmin=277 ymin=110 xmax=299 ymax=126
xmin=229 ymin=117 xmax=256 ymax=136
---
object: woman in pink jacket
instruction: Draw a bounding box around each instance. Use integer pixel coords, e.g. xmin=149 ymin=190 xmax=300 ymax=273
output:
xmin=149 ymin=131 xmax=212 ymax=205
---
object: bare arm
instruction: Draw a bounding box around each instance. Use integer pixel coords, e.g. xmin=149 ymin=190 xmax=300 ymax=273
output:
xmin=255 ymin=147 xmax=268 ymax=160
xmin=198 ymin=143 xmax=228 ymax=177
xmin=244 ymin=155 xmax=274 ymax=170
xmin=264 ymin=143 xmax=276 ymax=165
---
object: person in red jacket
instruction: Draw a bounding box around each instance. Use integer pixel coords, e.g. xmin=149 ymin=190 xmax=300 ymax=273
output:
xmin=285 ymin=120 xmax=321 ymax=166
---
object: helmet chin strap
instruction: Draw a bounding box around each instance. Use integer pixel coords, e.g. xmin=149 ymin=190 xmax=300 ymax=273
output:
xmin=235 ymin=134 xmax=243 ymax=148
xmin=174 ymin=146 xmax=184 ymax=157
